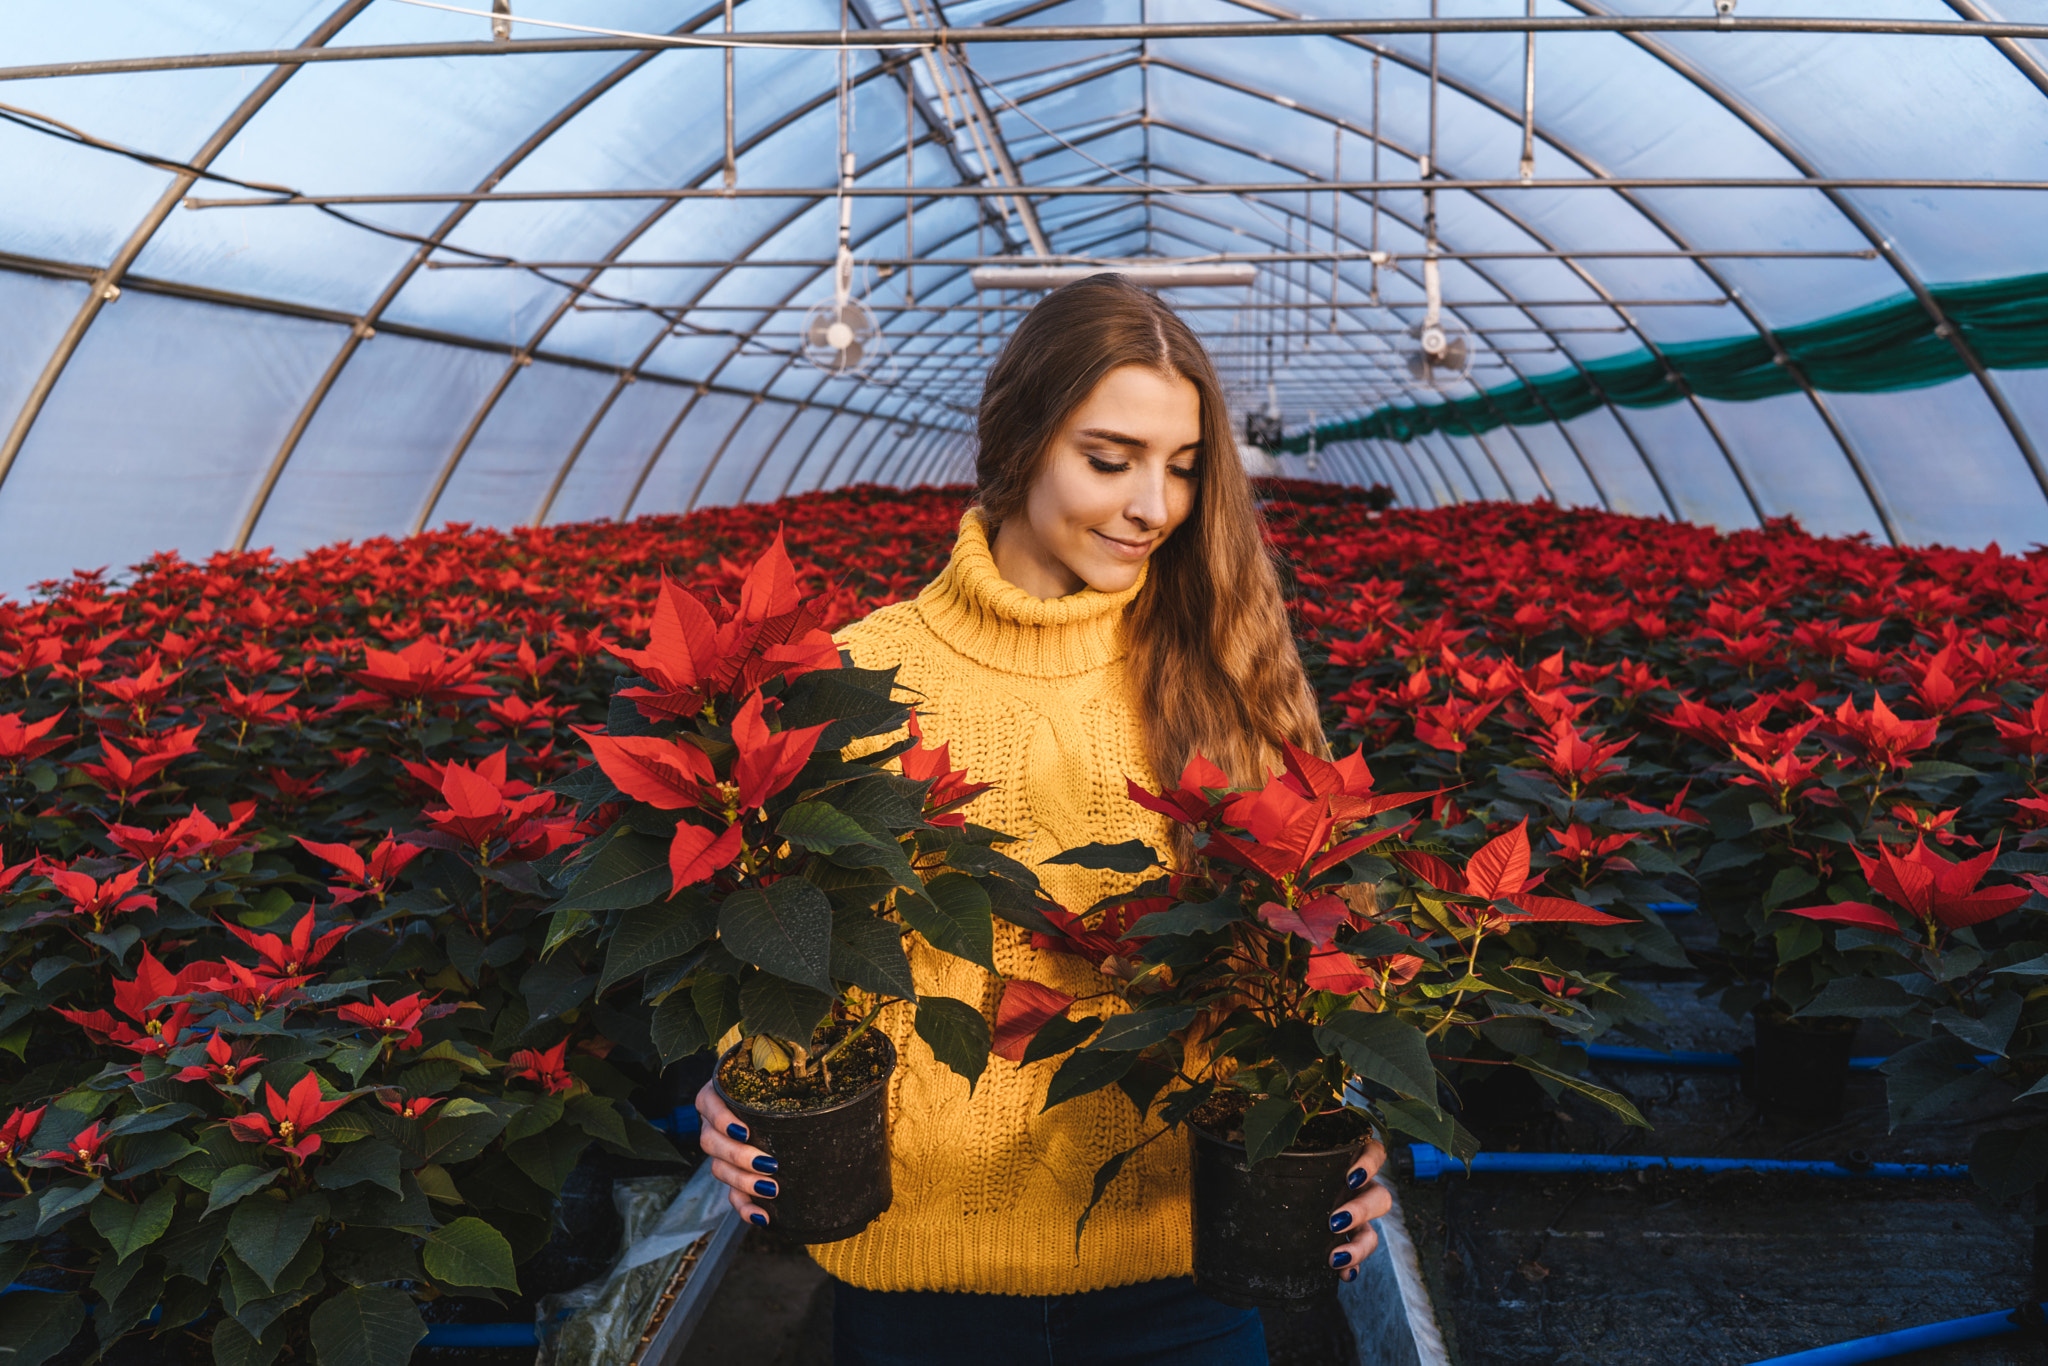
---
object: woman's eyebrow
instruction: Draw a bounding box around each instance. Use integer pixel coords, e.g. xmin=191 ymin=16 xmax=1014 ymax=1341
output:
xmin=1077 ymin=429 xmax=1202 ymax=453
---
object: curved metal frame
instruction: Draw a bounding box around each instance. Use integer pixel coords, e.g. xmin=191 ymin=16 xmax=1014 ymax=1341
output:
xmin=0 ymin=4 xmax=2038 ymax=549
xmin=0 ymin=0 xmax=374 ymax=497
xmin=235 ymin=2 xmax=731 ymax=548
xmin=1022 ymin=2 xmax=1899 ymax=535
xmin=1130 ymin=47 xmax=1782 ymax=528
xmin=1568 ymin=0 xmax=2044 ymax=526
xmin=891 ymin=48 xmax=1709 ymax=518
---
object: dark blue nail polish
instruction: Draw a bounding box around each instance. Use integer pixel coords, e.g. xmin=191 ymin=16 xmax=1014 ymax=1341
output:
xmin=749 ymin=1212 xmax=767 ymax=1227
xmin=752 ymin=1155 xmax=779 ymax=1175
xmin=1331 ymin=1251 xmax=1352 ymax=1269
xmin=754 ymin=1179 xmax=777 ymax=1197
xmin=727 ymin=1123 xmax=749 ymax=1141
xmin=1342 ymin=1268 xmax=1357 ymax=1283
xmin=1329 ymin=1210 xmax=1353 ymax=1233
xmin=1347 ymin=1167 xmax=1368 ymax=1190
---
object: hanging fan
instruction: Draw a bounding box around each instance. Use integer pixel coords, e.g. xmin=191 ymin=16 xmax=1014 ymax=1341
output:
xmin=801 ymin=85 xmax=884 ymax=378
xmin=1403 ymin=253 xmax=1473 ymax=389
xmin=803 ymin=250 xmax=882 ymax=375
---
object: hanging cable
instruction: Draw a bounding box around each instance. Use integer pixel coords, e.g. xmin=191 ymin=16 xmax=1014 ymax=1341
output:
xmin=1370 ymin=52 xmax=1381 ymax=306
xmin=724 ymin=0 xmax=737 ymax=190
xmin=836 ymin=0 xmax=855 ymax=313
xmin=1521 ymin=0 xmax=1537 ymax=182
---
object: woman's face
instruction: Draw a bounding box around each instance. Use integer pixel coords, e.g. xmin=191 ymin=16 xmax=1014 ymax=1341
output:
xmin=990 ymin=363 xmax=1202 ymax=600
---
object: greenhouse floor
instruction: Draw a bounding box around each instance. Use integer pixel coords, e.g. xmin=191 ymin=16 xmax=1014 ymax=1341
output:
xmin=1407 ymin=965 xmax=2034 ymax=1366
xmin=680 ymin=961 xmax=2032 ymax=1366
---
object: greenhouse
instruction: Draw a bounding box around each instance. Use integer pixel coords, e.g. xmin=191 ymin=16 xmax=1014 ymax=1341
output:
xmin=2 ymin=4 xmax=2047 ymax=1365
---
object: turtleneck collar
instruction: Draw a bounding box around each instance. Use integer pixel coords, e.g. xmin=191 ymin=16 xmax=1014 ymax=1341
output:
xmin=912 ymin=508 xmax=1147 ymax=678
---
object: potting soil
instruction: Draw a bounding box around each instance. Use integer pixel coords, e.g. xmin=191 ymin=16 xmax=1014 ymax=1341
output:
xmin=717 ymin=1025 xmax=893 ymax=1112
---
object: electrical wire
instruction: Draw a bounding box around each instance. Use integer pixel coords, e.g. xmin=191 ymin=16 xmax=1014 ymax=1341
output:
xmin=385 ymin=0 xmax=929 ymax=51
xmin=0 ymin=98 xmax=798 ymax=357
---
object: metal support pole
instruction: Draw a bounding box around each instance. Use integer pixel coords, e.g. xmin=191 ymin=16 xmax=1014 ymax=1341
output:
xmin=1330 ymin=125 xmax=1340 ymax=333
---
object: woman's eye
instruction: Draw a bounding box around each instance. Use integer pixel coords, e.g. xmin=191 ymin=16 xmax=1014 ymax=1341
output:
xmin=1170 ymin=464 xmax=1199 ymax=480
xmin=1086 ymin=455 xmax=1130 ymax=473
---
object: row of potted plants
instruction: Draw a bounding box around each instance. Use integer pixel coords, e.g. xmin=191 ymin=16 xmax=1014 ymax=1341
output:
xmin=1 ymin=478 xmax=2046 ymax=1358
xmin=1272 ymin=485 xmax=2048 ymax=1194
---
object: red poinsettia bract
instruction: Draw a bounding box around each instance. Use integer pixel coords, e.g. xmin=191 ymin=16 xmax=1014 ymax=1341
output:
xmin=226 ymin=1072 xmax=353 ymax=1162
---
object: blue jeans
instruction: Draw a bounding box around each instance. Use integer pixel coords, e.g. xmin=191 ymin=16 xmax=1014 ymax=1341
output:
xmin=831 ymin=1276 xmax=1268 ymax=1365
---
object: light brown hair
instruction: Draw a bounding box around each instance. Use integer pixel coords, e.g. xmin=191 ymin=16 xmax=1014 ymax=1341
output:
xmin=973 ymin=273 xmax=1325 ymax=803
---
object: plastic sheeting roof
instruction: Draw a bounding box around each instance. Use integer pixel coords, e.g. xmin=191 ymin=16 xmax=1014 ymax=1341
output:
xmin=2 ymin=2 xmax=2047 ymax=593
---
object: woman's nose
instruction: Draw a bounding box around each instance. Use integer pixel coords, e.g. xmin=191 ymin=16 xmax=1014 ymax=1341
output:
xmin=1125 ymin=472 xmax=1169 ymax=529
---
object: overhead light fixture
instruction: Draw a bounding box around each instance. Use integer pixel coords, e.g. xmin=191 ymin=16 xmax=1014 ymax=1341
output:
xmin=970 ymin=262 xmax=1258 ymax=291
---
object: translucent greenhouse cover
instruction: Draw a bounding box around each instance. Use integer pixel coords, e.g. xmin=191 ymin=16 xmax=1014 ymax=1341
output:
xmin=2 ymin=1 xmax=2047 ymax=592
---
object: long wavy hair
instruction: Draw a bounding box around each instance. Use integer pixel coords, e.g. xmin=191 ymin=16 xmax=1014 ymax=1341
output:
xmin=973 ymin=273 xmax=1325 ymax=807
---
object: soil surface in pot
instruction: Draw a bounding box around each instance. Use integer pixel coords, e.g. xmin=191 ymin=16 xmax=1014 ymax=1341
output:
xmin=717 ymin=1022 xmax=891 ymax=1113
xmin=1190 ymin=1090 xmax=1374 ymax=1152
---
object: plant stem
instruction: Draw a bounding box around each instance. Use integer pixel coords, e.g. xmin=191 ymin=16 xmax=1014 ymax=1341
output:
xmin=817 ymin=997 xmax=894 ymax=1073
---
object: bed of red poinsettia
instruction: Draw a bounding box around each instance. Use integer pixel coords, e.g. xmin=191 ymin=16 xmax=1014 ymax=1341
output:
xmin=2 ymin=476 xmax=2047 ymax=1359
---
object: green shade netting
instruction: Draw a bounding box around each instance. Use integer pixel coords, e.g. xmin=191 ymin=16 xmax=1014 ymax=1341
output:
xmin=1280 ymin=270 xmax=2048 ymax=451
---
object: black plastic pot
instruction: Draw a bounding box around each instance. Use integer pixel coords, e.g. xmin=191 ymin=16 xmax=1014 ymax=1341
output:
xmin=1191 ymin=1123 xmax=1366 ymax=1310
xmin=712 ymin=1035 xmax=895 ymax=1243
xmin=1454 ymin=1064 xmax=1548 ymax=1139
xmin=1750 ymin=1008 xmax=1857 ymax=1121
xmin=518 ymin=1142 xmax=623 ymax=1299
xmin=2034 ymin=1178 xmax=2048 ymax=1300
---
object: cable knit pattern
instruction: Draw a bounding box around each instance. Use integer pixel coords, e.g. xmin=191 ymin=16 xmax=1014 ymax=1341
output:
xmin=806 ymin=508 xmax=1191 ymax=1295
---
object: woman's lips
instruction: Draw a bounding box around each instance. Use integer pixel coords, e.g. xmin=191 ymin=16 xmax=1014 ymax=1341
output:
xmin=1091 ymin=529 xmax=1156 ymax=561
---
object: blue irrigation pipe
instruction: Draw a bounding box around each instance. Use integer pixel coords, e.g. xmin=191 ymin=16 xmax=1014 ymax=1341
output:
xmin=1744 ymin=1304 xmax=2047 ymax=1365
xmin=1567 ymin=1042 xmax=1997 ymax=1072
xmin=1405 ymin=1144 xmax=1969 ymax=1182
xmin=1 ymin=1285 xmax=561 ymax=1349
xmin=421 ymin=1323 xmax=541 ymax=1347
xmin=1574 ymin=1043 xmax=1745 ymax=1070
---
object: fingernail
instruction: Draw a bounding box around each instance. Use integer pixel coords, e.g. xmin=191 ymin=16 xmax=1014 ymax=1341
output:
xmin=1347 ymin=1168 xmax=1368 ymax=1190
xmin=754 ymin=1179 xmax=778 ymax=1197
xmin=1329 ymin=1211 xmax=1353 ymax=1233
xmin=752 ymin=1155 xmax=779 ymax=1175
xmin=749 ymin=1212 xmax=767 ymax=1227
xmin=1331 ymin=1251 xmax=1352 ymax=1269
xmin=727 ymin=1123 xmax=749 ymax=1141
xmin=1341 ymin=1268 xmax=1357 ymax=1283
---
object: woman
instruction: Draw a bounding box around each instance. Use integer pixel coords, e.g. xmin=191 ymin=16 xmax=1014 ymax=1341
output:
xmin=695 ymin=274 xmax=1392 ymax=1363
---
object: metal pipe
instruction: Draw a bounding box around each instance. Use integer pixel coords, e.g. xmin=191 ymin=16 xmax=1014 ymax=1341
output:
xmin=433 ymin=248 xmax=1873 ymax=269
xmin=971 ymin=262 xmax=1258 ymax=288
xmin=1405 ymin=1145 xmax=1969 ymax=1182
xmin=12 ymin=15 xmax=2048 ymax=84
xmin=184 ymin=177 xmax=2048 ymax=207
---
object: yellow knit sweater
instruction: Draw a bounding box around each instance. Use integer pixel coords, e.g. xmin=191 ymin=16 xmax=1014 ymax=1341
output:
xmin=807 ymin=508 xmax=1190 ymax=1296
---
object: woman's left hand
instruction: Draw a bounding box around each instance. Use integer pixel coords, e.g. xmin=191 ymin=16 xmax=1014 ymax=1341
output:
xmin=1327 ymin=1138 xmax=1392 ymax=1281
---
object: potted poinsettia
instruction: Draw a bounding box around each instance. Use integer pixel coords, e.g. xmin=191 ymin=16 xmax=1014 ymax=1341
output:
xmin=552 ymin=535 xmax=1048 ymax=1242
xmin=1003 ymin=744 xmax=1642 ymax=1308
xmin=1673 ymin=690 xmax=1987 ymax=1118
xmin=1773 ymin=832 xmax=2042 ymax=1139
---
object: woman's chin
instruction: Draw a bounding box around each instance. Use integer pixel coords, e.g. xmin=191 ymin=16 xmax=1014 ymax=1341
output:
xmin=1072 ymin=557 xmax=1145 ymax=595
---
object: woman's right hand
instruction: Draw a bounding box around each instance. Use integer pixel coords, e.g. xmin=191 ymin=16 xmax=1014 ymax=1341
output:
xmin=695 ymin=1080 xmax=779 ymax=1227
